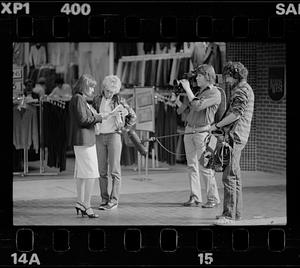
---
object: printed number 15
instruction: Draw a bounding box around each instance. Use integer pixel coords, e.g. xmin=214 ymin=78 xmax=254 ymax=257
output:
xmin=198 ymin=253 xmax=213 ymax=265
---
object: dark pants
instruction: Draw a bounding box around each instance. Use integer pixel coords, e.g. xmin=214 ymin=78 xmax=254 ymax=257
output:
xmin=221 ymin=143 xmax=245 ymax=220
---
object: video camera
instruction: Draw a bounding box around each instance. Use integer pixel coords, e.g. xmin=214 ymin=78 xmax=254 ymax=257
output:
xmin=172 ymin=72 xmax=198 ymax=95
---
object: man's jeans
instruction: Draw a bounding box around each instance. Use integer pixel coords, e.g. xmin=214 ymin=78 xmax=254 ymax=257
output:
xmin=96 ymin=133 xmax=122 ymax=204
xmin=184 ymin=126 xmax=220 ymax=203
xmin=221 ymin=142 xmax=245 ymax=219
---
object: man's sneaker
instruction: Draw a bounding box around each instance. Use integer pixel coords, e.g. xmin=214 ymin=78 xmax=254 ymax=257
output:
xmin=98 ymin=201 xmax=109 ymax=210
xmin=183 ymin=197 xmax=201 ymax=207
xmin=104 ymin=202 xmax=118 ymax=210
xmin=202 ymin=201 xmax=220 ymax=208
xmin=214 ymin=217 xmax=235 ymax=225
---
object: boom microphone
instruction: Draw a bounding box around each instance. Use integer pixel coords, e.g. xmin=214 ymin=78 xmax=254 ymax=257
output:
xmin=126 ymin=129 xmax=148 ymax=156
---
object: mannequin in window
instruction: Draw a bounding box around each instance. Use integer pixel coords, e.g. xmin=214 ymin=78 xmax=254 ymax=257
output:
xmin=29 ymin=43 xmax=46 ymax=68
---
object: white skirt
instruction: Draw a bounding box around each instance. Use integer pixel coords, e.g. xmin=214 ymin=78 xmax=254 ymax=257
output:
xmin=73 ymin=145 xmax=99 ymax=179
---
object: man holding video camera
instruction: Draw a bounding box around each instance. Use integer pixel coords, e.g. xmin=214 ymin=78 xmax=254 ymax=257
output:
xmin=210 ymin=61 xmax=254 ymax=224
xmin=172 ymin=64 xmax=221 ymax=208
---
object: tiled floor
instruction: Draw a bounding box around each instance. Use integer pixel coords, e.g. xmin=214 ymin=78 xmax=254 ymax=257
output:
xmin=13 ymin=159 xmax=286 ymax=226
xmin=14 ymin=186 xmax=286 ymax=226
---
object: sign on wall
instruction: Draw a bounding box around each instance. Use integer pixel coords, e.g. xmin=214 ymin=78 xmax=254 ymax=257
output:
xmin=135 ymin=87 xmax=155 ymax=132
xmin=268 ymin=66 xmax=285 ymax=101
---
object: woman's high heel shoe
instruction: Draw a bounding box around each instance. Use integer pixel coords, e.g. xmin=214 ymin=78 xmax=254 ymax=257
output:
xmin=84 ymin=207 xmax=99 ymax=218
xmin=75 ymin=202 xmax=85 ymax=216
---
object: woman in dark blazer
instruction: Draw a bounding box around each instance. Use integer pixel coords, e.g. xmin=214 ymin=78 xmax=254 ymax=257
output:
xmin=69 ymin=74 xmax=118 ymax=218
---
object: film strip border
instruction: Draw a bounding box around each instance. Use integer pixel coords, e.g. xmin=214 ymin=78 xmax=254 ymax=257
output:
xmin=1 ymin=226 xmax=299 ymax=266
xmin=1 ymin=2 xmax=300 ymax=39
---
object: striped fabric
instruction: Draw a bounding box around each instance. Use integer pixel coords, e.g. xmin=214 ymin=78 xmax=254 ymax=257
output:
xmin=228 ymin=80 xmax=255 ymax=145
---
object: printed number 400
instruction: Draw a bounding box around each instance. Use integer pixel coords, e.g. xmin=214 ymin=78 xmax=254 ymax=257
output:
xmin=198 ymin=253 xmax=213 ymax=265
xmin=60 ymin=3 xmax=91 ymax=16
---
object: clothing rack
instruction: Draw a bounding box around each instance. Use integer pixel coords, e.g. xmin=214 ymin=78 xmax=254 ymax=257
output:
xmin=13 ymin=99 xmax=58 ymax=176
xmin=119 ymin=52 xmax=191 ymax=62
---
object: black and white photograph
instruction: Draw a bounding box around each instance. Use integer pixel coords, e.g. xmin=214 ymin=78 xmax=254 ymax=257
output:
xmin=12 ymin=42 xmax=286 ymax=226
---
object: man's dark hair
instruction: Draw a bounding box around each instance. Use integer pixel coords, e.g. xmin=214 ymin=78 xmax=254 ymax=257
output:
xmin=222 ymin=61 xmax=248 ymax=81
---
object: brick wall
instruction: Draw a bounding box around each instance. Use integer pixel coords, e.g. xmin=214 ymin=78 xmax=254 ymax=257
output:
xmin=226 ymin=43 xmax=286 ymax=174
xmin=255 ymin=43 xmax=286 ymax=174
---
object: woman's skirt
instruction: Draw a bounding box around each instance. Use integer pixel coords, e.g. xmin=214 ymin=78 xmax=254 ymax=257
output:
xmin=73 ymin=144 xmax=99 ymax=179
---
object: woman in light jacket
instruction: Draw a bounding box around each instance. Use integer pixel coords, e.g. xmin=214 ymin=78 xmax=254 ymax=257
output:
xmin=92 ymin=75 xmax=136 ymax=210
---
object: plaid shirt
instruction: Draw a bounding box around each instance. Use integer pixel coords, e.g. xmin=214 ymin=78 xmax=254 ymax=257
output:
xmin=227 ymin=80 xmax=254 ymax=145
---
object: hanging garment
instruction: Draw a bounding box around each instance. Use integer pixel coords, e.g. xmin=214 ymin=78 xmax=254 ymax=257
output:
xmin=47 ymin=43 xmax=65 ymax=66
xmin=192 ymin=42 xmax=223 ymax=74
xmin=169 ymin=57 xmax=179 ymax=85
xmin=128 ymin=61 xmax=137 ymax=86
xmin=115 ymin=43 xmax=138 ymax=63
xmin=123 ymin=62 xmax=132 ymax=87
xmin=79 ymin=51 xmax=93 ymax=76
xmin=137 ymin=42 xmax=144 ymax=55
xmin=13 ymin=43 xmax=25 ymax=65
xmin=28 ymin=44 xmax=47 ymax=68
xmin=91 ymin=43 xmax=110 ymax=94
xmin=69 ymin=43 xmax=79 ymax=64
xmin=121 ymin=61 xmax=129 ymax=85
xmin=28 ymin=67 xmax=40 ymax=84
xmin=183 ymin=42 xmax=195 ymax=54
xmin=177 ymin=58 xmax=190 ymax=79
xmin=156 ymin=43 xmax=170 ymax=54
xmin=155 ymin=102 xmax=166 ymax=162
xmin=144 ymin=60 xmax=152 ymax=86
xmin=140 ymin=60 xmax=146 ymax=87
xmin=13 ymin=104 xmax=39 ymax=152
xmin=175 ymin=43 xmax=184 ymax=52
xmin=43 ymin=101 xmax=69 ymax=171
xmin=47 ymin=42 xmax=70 ymax=74
xmin=37 ymin=66 xmax=56 ymax=95
xmin=66 ymin=63 xmax=79 ymax=88
xmin=134 ymin=61 xmax=142 ymax=86
xmin=191 ymin=42 xmax=208 ymax=69
xmin=116 ymin=61 xmax=123 ymax=80
xmin=202 ymin=42 xmax=223 ymax=74
xmin=155 ymin=59 xmax=163 ymax=87
xmin=143 ymin=42 xmax=156 ymax=54
xmin=164 ymin=105 xmax=177 ymax=165
xmin=161 ymin=59 xmax=173 ymax=86
xmin=149 ymin=60 xmax=158 ymax=86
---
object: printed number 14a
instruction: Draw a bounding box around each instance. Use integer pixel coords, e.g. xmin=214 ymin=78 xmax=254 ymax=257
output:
xmin=198 ymin=253 xmax=213 ymax=265
xmin=11 ymin=253 xmax=40 ymax=265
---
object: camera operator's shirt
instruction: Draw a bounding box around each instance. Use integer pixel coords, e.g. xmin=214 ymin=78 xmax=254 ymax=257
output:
xmin=177 ymin=85 xmax=221 ymax=127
